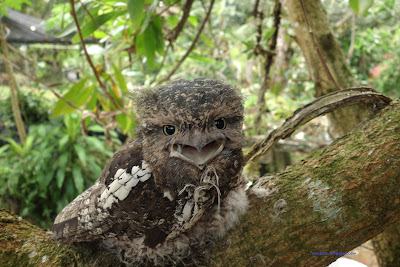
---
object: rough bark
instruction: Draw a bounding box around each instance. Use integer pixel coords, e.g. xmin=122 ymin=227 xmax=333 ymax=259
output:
xmin=1 ymin=97 xmax=400 ymax=266
xmin=212 ymin=98 xmax=400 ymax=266
xmin=0 ymin=209 xmax=120 ymax=266
xmin=286 ymin=0 xmax=369 ymax=137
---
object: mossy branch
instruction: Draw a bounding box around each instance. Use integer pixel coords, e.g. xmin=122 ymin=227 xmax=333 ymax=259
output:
xmin=2 ymin=97 xmax=400 ymax=266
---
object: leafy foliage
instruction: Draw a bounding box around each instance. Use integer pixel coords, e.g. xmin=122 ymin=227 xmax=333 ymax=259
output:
xmin=0 ymin=113 xmax=119 ymax=228
xmin=0 ymin=0 xmax=30 ymax=16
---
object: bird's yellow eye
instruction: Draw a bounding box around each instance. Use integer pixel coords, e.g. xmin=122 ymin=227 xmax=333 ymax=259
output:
xmin=163 ymin=125 xmax=177 ymax=136
xmin=213 ymin=118 xmax=226 ymax=130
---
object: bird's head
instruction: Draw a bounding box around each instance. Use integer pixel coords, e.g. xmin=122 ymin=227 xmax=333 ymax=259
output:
xmin=133 ymin=79 xmax=244 ymax=192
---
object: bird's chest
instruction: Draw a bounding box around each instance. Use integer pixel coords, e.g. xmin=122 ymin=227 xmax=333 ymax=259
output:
xmin=109 ymin=176 xmax=219 ymax=249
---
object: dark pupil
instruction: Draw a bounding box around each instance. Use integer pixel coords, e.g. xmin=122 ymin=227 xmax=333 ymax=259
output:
xmin=164 ymin=125 xmax=175 ymax=135
xmin=214 ymin=119 xmax=225 ymax=129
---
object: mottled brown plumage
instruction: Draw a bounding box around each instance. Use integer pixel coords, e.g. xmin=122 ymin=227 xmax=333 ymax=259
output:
xmin=52 ymin=79 xmax=248 ymax=266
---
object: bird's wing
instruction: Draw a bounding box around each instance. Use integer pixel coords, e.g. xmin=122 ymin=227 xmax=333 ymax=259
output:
xmin=51 ymin=139 xmax=152 ymax=243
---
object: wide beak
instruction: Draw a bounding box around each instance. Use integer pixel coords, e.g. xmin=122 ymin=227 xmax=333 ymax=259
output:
xmin=169 ymin=129 xmax=225 ymax=169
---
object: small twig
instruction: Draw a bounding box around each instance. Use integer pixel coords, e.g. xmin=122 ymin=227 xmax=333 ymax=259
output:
xmin=0 ymin=53 xmax=83 ymax=112
xmin=6 ymin=43 xmax=35 ymax=65
xmin=69 ymin=0 xmax=135 ymax=122
xmin=253 ymin=0 xmax=265 ymax=56
xmin=299 ymin=0 xmax=341 ymax=91
xmin=165 ymin=0 xmax=195 ymax=43
xmin=0 ymin=22 xmax=26 ymax=144
xmin=150 ymin=44 xmax=171 ymax=84
xmin=254 ymin=0 xmax=281 ymax=130
xmin=335 ymin=11 xmax=352 ymax=27
xmin=245 ymin=87 xmax=392 ymax=163
xmin=347 ymin=13 xmax=356 ymax=62
xmin=79 ymin=0 xmax=100 ymax=28
xmin=157 ymin=0 xmax=181 ymax=17
xmin=157 ymin=0 xmax=215 ymax=84
xmin=49 ymin=87 xmax=83 ymax=111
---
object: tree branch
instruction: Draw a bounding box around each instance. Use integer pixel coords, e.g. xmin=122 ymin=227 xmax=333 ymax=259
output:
xmin=213 ymin=98 xmax=400 ymax=266
xmin=2 ymin=98 xmax=400 ymax=266
xmin=253 ymin=0 xmax=282 ymax=130
xmin=157 ymin=0 xmax=215 ymax=85
xmin=245 ymin=87 xmax=392 ymax=163
xmin=69 ymin=0 xmax=135 ymax=122
xmin=0 ymin=22 xmax=26 ymax=144
xmin=165 ymin=0 xmax=195 ymax=43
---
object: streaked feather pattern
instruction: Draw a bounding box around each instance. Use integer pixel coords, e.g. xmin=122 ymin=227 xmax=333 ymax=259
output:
xmin=52 ymin=79 xmax=248 ymax=266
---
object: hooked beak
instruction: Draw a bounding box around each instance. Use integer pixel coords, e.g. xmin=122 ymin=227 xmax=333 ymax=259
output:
xmin=169 ymin=131 xmax=225 ymax=169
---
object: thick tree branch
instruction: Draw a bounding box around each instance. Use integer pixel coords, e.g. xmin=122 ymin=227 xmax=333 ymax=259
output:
xmin=212 ymin=98 xmax=400 ymax=266
xmin=1 ymin=97 xmax=400 ymax=266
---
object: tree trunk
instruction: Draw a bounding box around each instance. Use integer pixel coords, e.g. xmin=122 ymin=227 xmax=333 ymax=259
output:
xmin=2 ymin=98 xmax=400 ymax=266
xmin=286 ymin=0 xmax=369 ymax=137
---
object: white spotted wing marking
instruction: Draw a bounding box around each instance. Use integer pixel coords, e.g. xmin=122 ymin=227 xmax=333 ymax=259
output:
xmin=99 ymin=160 xmax=152 ymax=209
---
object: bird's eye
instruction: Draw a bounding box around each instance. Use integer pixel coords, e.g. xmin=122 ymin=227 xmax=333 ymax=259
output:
xmin=163 ymin=125 xmax=177 ymax=136
xmin=214 ymin=118 xmax=226 ymax=130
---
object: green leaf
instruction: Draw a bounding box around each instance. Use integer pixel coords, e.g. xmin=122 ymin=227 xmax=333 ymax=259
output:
xmin=64 ymin=113 xmax=81 ymax=142
xmin=349 ymin=0 xmax=374 ymax=16
xmin=140 ymin=0 xmax=159 ymax=34
xmin=200 ymin=34 xmax=215 ymax=48
xmin=349 ymin=0 xmax=359 ymax=13
xmin=56 ymin=154 xmax=69 ymax=188
xmin=56 ymin=166 xmax=66 ymax=188
xmin=72 ymin=164 xmax=84 ymax=192
xmin=113 ymin=65 xmax=129 ymax=94
xmin=0 ymin=0 xmax=31 ymax=16
xmin=264 ymin=27 xmax=276 ymax=41
xmin=39 ymin=168 xmax=55 ymax=188
xmin=22 ymin=135 xmax=35 ymax=155
xmin=53 ymin=78 xmax=94 ymax=118
xmin=74 ymin=144 xmax=87 ymax=166
xmin=0 ymin=144 xmax=10 ymax=156
xmin=71 ymin=10 xmax=127 ymax=43
xmin=86 ymin=136 xmax=105 ymax=152
xmin=116 ymin=113 xmax=133 ymax=134
xmin=188 ymin=55 xmax=216 ymax=63
xmin=188 ymin=16 xmax=198 ymax=27
xmin=128 ymin=0 xmax=146 ymax=29
xmin=87 ymin=124 xmax=105 ymax=132
xmin=86 ymin=88 xmax=99 ymax=111
xmin=54 ymin=4 xmax=88 ymax=38
xmin=58 ymin=135 xmax=69 ymax=150
xmin=0 ymin=137 xmax=24 ymax=156
xmin=135 ymin=16 xmax=164 ymax=68
xmin=152 ymin=16 xmax=164 ymax=55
